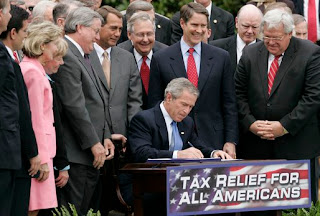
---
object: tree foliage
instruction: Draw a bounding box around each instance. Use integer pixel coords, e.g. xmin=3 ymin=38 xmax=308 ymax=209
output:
xmin=102 ymin=0 xmax=248 ymax=19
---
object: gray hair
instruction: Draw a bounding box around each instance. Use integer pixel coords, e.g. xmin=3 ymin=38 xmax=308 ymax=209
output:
xmin=126 ymin=0 xmax=154 ymax=21
xmin=0 ymin=0 xmax=9 ymax=10
xmin=127 ymin=12 xmax=155 ymax=33
xmin=53 ymin=1 xmax=84 ymax=24
xmin=64 ymin=7 xmax=103 ymax=34
xmin=164 ymin=78 xmax=199 ymax=100
xmin=32 ymin=0 xmax=56 ymax=20
xmin=293 ymin=14 xmax=306 ymax=26
xmin=261 ymin=9 xmax=294 ymax=34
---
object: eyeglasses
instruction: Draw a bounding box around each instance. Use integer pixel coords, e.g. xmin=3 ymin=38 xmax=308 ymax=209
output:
xmin=263 ymin=35 xmax=286 ymax=42
xmin=133 ymin=32 xmax=155 ymax=39
xmin=87 ymin=26 xmax=100 ymax=35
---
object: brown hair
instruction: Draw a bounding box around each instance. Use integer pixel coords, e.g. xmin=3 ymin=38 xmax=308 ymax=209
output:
xmin=96 ymin=5 xmax=122 ymax=26
xmin=180 ymin=2 xmax=208 ymax=24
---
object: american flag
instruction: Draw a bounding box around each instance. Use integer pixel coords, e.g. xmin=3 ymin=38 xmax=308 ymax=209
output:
xmin=167 ymin=161 xmax=310 ymax=215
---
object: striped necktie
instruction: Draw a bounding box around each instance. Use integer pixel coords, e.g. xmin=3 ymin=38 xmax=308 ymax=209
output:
xmin=268 ymin=55 xmax=281 ymax=95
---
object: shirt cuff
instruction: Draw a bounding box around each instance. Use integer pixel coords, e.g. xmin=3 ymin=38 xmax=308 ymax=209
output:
xmin=173 ymin=150 xmax=178 ymax=158
xmin=210 ymin=150 xmax=217 ymax=158
xmin=54 ymin=165 xmax=70 ymax=171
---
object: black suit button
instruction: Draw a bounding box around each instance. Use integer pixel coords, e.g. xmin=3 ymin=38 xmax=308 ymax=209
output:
xmin=109 ymin=106 xmax=112 ymax=109
xmin=267 ymin=103 xmax=271 ymax=107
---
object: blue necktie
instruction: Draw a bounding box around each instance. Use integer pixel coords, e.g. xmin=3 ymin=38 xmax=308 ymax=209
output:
xmin=171 ymin=121 xmax=183 ymax=151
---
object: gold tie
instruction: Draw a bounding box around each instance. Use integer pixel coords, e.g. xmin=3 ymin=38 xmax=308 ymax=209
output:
xmin=102 ymin=51 xmax=111 ymax=88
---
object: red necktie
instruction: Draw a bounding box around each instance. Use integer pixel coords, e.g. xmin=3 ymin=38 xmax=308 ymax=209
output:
xmin=140 ymin=56 xmax=150 ymax=94
xmin=268 ymin=55 xmax=281 ymax=95
xmin=13 ymin=51 xmax=20 ymax=63
xmin=308 ymin=0 xmax=317 ymax=42
xmin=187 ymin=48 xmax=198 ymax=88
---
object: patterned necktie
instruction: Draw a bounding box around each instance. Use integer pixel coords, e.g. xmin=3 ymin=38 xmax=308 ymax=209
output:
xmin=308 ymin=0 xmax=317 ymax=42
xmin=140 ymin=56 xmax=150 ymax=94
xmin=268 ymin=55 xmax=281 ymax=95
xmin=187 ymin=48 xmax=198 ymax=88
xmin=170 ymin=121 xmax=183 ymax=151
xmin=102 ymin=51 xmax=111 ymax=88
xmin=13 ymin=51 xmax=20 ymax=63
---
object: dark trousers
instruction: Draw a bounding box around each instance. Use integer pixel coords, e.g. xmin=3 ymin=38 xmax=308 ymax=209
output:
xmin=11 ymin=176 xmax=31 ymax=216
xmin=57 ymin=163 xmax=99 ymax=216
xmin=0 ymin=169 xmax=15 ymax=216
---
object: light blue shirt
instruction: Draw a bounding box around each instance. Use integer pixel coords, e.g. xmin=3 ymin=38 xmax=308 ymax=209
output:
xmin=180 ymin=37 xmax=201 ymax=76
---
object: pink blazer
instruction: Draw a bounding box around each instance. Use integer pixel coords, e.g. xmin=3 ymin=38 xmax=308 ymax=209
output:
xmin=20 ymin=56 xmax=56 ymax=164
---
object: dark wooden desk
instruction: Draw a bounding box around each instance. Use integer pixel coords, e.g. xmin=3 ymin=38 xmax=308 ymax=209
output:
xmin=121 ymin=163 xmax=180 ymax=216
xmin=120 ymin=160 xmax=288 ymax=216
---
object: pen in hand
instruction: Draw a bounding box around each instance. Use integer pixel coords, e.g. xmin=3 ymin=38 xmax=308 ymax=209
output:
xmin=188 ymin=141 xmax=194 ymax=147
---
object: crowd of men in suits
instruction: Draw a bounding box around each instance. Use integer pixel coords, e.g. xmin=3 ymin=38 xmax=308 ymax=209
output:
xmin=1 ymin=0 xmax=320 ymax=215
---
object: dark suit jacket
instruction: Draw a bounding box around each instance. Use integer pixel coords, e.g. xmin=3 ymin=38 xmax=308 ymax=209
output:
xmin=12 ymin=60 xmax=38 ymax=177
xmin=49 ymin=79 xmax=69 ymax=170
xmin=52 ymin=38 xmax=110 ymax=167
xmin=128 ymin=103 xmax=214 ymax=162
xmin=0 ymin=42 xmax=21 ymax=169
xmin=117 ymin=40 xmax=168 ymax=109
xmin=92 ymin=46 xmax=142 ymax=137
xmin=235 ymin=38 xmax=320 ymax=160
xmin=118 ymin=13 xmax=172 ymax=46
xmin=247 ymin=0 xmax=296 ymax=13
xmin=170 ymin=3 xmax=235 ymax=45
xmin=147 ymin=42 xmax=238 ymax=150
xmin=210 ymin=35 xmax=260 ymax=75
xmin=210 ymin=35 xmax=237 ymax=75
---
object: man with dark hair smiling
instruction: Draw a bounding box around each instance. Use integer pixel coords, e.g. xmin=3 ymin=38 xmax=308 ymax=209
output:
xmin=0 ymin=0 xmax=22 ymax=215
xmin=0 ymin=5 xmax=40 ymax=216
xmin=148 ymin=2 xmax=238 ymax=160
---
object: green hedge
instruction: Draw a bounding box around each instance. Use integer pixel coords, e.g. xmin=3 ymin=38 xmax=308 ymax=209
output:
xmin=102 ymin=0 xmax=248 ymax=19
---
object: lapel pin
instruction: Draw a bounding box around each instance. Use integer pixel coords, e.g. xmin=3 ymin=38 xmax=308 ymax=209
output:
xmin=157 ymin=24 xmax=161 ymax=29
xmin=213 ymin=19 xmax=218 ymax=24
xmin=181 ymin=132 xmax=185 ymax=135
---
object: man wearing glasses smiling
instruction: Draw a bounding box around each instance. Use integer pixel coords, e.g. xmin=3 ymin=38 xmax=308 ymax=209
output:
xmin=235 ymin=8 xmax=320 ymax=215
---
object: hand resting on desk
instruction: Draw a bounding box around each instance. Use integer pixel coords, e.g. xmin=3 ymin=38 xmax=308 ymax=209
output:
xmin=177 ymin=147 xmax=204 ymax=158
xmin=212 ymin=150 xmax=233 ymax=159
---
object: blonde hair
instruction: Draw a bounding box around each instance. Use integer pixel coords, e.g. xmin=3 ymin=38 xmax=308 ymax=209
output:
xmin=23 ymin=21 xmax=63 ymax=58
xmin=54 ymin=37 xmax=68 ymax=57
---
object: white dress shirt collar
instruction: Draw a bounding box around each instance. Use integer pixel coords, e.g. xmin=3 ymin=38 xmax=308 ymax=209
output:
xmin=65 ymin=35 xmax=85 ymax=57
xmin=236 ymin=34 xmax=256 ymax=63
xmin=5 ymin=45 xmax=14 ymax=60
xmin=160 ymin=102 xmax=174 ymax=151
xmin=133 ymin=48 xmax=153 ymax=71
xmin=94 ymin=43 xmax=111 ymax=64
xmin=133 ymin=48 xmax=153 ymax=63
xmin=180 ymin=37 xmax=201 ymax=56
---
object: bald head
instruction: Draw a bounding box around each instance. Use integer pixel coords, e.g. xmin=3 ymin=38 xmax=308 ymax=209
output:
xmin=236 ymin=4 xmax=263 ymax=44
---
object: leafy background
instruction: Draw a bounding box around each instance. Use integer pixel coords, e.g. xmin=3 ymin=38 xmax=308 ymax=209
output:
xmin=102 ymin=0 xmax=248 ymax=19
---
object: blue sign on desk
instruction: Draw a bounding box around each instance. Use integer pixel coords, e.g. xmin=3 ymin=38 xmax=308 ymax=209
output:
xmin=166 ymin=160 xmax=310 ymax=215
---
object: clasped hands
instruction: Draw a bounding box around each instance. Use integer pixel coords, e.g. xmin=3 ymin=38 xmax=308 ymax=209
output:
xmin=250 ymin=120 xmax=285 ymax=140
xmin=91 ymin=134 xmax=127 ymax=169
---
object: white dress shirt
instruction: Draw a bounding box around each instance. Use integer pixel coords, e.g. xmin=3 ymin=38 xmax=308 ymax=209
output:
xmin=133 ymin=48 xmax=153 ymax=71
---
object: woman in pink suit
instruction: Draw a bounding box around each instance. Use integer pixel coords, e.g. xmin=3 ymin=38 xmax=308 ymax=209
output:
xmin=20 ymin=21 xmax=63 ymax=216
